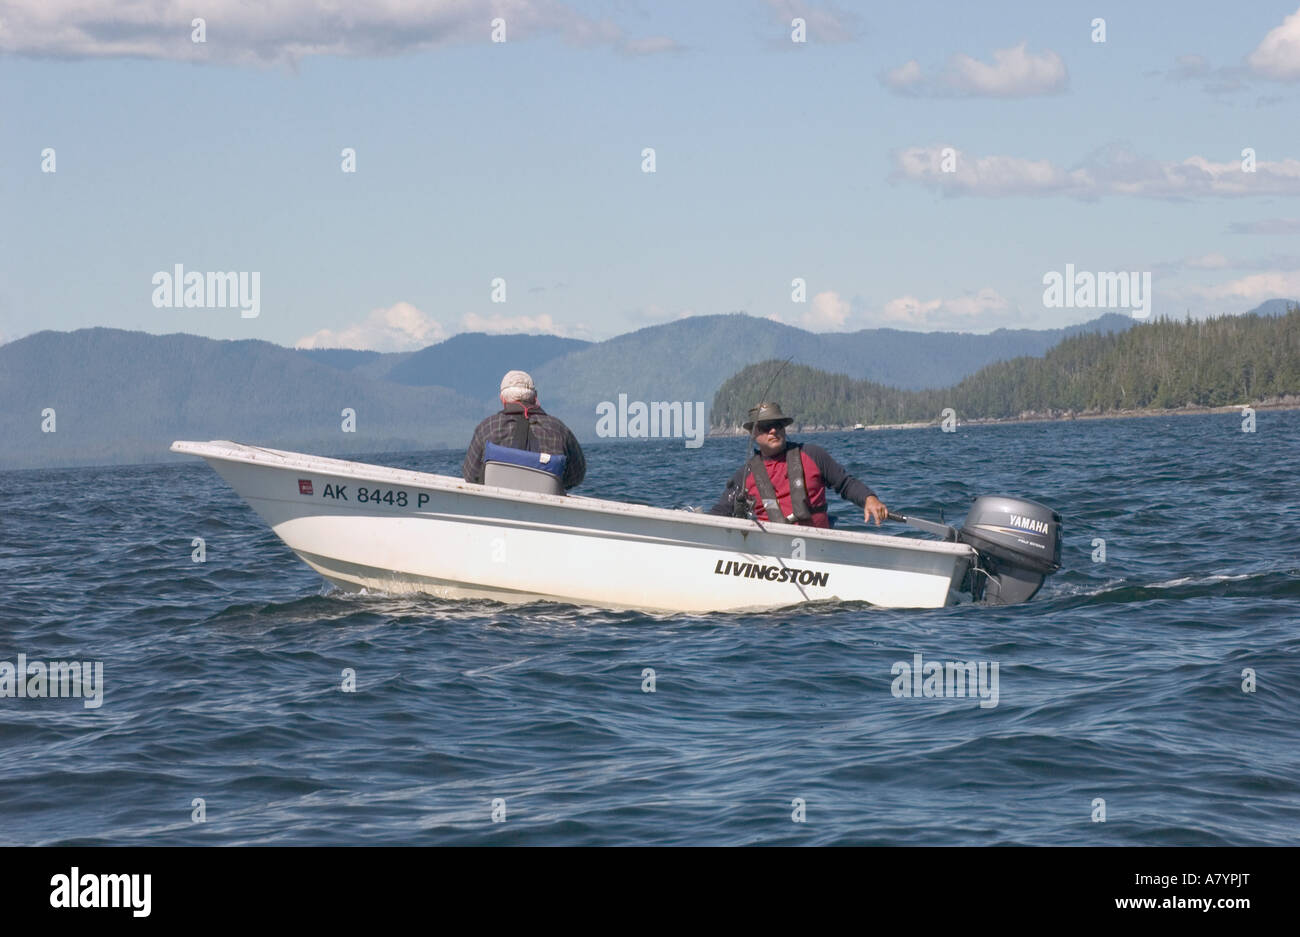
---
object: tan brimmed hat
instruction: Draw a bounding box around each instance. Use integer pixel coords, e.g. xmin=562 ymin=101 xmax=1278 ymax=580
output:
xmin=742 ymin=401 xmax=795 ymax=430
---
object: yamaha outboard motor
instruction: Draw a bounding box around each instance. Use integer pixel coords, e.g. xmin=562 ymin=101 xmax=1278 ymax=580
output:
xmin=958 ymin=496 xmax=1062 ymax=605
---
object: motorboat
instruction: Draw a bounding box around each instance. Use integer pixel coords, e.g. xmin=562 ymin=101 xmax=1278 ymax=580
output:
xmin=171 ymin=440 xmax=1062 ymax=612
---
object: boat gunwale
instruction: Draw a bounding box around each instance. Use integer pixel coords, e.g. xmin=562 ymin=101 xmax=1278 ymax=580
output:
xmin=170 ymin=439 xmax=976 ymax=559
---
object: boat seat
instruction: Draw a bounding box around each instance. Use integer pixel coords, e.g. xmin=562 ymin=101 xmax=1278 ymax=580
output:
xmin=483 ymin=441 xmax=566 ymax=496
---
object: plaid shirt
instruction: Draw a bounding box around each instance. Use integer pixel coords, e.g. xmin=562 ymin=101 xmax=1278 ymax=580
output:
xmin=461 ymin=403 xmax=587 ymax=490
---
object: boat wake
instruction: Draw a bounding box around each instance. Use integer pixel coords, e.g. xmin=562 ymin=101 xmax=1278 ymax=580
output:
xmin=1041 ymin=566 xmax=1300 ymax=609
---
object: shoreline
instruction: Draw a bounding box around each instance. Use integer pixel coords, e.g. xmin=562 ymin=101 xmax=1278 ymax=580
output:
xmin=10 ymin=399 xmax=1297 ymax=472
xmin=708 ymin=397 xmax=1300 ymax=436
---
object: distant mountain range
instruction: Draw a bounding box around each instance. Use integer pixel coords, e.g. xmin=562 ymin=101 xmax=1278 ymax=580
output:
xmin=383 ymin=333 xmax=591 ymax=396
xmin=526 ymin=313 xmax=1140 ymax=421
xmin=0 ymin=329 xmax=492 ymax=471
xmin=1 ymin=301 xmax=1292 ymax=470
xmin=295 ymin=332 xmax=591 ymax=394
xmin=289 ymin=312 xmax=1141 ymax=433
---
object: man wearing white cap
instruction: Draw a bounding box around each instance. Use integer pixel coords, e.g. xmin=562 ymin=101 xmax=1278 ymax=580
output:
xmin=461 ymin=370 xmax=586 ymax=489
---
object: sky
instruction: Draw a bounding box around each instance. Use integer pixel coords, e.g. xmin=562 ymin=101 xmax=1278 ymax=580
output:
xmin=1 ymin=0 xmax=1298 ymax=351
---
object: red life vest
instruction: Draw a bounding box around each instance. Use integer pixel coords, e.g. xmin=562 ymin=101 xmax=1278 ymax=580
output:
xmin=744 ymin=444 xmax=831 ymax=528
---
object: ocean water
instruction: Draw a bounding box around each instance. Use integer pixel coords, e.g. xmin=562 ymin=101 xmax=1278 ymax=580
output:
xmin=2 ymin=413 xmax=1298 ymax=846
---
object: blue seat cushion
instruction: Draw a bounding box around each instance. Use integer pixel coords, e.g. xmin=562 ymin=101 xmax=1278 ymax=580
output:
xmin=484 ymin=441 xmax=566 ymax=478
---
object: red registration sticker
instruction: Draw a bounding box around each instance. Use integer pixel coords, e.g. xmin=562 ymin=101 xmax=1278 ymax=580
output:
xmin=298 ymin=479 xmax=314 ymax=495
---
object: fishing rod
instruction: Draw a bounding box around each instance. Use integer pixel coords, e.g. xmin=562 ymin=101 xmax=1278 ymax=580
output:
xmin=757 ymin=355 xmax=795 ymax=404
xmin=739 ymin=355 xmax=795 ymax=445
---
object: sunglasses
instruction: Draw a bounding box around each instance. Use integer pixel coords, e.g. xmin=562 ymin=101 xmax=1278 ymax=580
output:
xmin=754 ymin=422 xmax=786 ymax=434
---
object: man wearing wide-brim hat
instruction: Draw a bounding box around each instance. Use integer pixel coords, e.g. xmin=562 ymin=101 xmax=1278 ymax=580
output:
xmin=707 ymin=402 xmax=887 ymax=527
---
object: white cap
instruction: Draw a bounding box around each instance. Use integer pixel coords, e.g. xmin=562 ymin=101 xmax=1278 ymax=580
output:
xmin=500 ymin=370 xmax=535 ymax=394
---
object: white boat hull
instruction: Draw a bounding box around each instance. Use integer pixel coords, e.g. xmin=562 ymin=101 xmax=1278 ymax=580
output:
xmin=172 ymin=441 xmax=977 ymax=612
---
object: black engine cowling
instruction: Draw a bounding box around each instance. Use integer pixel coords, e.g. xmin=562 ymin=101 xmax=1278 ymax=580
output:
xmin=958 ymin=496 xmax=1062 ymax=605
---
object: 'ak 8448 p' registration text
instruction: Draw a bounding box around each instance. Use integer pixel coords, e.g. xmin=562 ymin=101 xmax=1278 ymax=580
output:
xmin=318 ymin=483 xmax=428 ymax=509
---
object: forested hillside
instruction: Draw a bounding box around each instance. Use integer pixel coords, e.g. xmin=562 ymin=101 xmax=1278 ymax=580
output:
xmin=712 ymin=309 xmax=1300 ymax=428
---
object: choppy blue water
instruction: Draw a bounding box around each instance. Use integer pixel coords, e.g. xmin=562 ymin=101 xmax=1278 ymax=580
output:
xmin=2 ymin=413 xmax=1299 ymax=845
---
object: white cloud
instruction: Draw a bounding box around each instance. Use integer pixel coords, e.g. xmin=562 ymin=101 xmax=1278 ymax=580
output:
xmin=946 ymin=42 xmax=1066 ymax=96
xmin=769 ymin=288 xmax=1017 ymax=332
xmin=295 ymin=301 xmax=446 ymax=351
xmin=882 ymin=42 xmax=1066 ymax=97
xmin=893 ymin=145 xmax=1083 ymax=196
xmin=764 ymin=291 xmax=856 ymax=331
xmin=461 ymin=311 xmax=566 ymax=335
xmin=874 ymin=289 xmax=1013 ymax=331
xmin=894 ymin=144 xmax=1300 ymax=199
xmin=879 ymin=295 xmax=942 ymax=325
xmin=801 ymin=290 xmax=851 ymax=330
xmin=1248 ymin=5 xmax=1300 ymax=81
xmin=1190 ymin=270 xmax=1300 ymax=305
xmin=295 ymin=302 xmax=591 ymax=350
xmin=0 ymin=0 xmax=677 ymax=64
xmin=884 ymin=60 xmax=924 ymax=91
